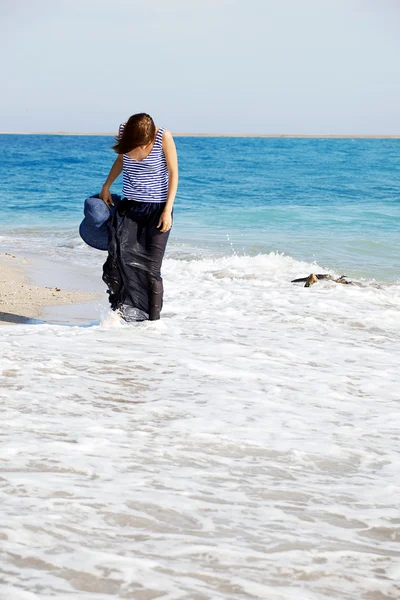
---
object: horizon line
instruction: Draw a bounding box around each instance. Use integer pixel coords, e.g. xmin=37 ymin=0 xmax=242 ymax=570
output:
xmin=0 ymin=132 xmax=400 ymax=139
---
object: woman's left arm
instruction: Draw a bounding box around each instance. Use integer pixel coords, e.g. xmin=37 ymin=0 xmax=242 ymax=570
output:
xmin=158 ymin=130 xmax=178 ymax=233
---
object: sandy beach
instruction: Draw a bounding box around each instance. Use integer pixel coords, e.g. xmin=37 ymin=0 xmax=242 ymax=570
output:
xmin=0 ymin=252 xmax=99 ymax=324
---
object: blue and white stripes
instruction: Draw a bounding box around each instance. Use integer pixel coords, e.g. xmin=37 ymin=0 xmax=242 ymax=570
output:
xmin=119 ymin=124 xmax=169 ymax=203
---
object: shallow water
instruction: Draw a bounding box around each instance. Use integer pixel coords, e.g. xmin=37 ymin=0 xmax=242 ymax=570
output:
xmin=0 ymin=135 xmax=400 ymax=599
xmin=1 ymin=252 xmax=400 ymax=599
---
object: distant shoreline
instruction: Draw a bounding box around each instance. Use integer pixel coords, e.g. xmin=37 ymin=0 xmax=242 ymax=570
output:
xmin=0 ymin=132 xmax=399 ymax=139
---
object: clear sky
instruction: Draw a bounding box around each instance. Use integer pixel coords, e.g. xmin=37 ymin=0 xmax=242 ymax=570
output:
xmin=1 ymin=0 xmax=399 ymax=134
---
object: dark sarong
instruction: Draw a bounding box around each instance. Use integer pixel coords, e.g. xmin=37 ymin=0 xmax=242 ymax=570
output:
xmin=102 ymin=198 xmax=171 ymax=321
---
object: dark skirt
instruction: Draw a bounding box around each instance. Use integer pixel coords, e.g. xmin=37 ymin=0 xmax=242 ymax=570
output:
xmin=102 ymin=198 xmax=171 ymax=321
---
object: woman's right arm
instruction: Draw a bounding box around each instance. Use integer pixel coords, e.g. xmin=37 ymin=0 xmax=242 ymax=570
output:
xmin=99 ymin=154 xmax=123 ymax=207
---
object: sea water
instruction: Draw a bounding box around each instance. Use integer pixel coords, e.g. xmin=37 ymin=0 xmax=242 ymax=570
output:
xmin=0 ymin=135 xmax=399 ymax=599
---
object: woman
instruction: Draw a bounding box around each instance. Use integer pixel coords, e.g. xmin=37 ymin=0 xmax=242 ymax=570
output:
xmin=100 ymin=113 xmax=178 ymax=321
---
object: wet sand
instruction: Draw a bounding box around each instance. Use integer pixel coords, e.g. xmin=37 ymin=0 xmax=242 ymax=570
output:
xmin=0 ymin=253 xmax=100 ymax=324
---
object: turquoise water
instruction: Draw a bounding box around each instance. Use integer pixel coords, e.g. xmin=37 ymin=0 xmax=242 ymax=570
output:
xmin=0 ymin=134 xmax=399 ymax=280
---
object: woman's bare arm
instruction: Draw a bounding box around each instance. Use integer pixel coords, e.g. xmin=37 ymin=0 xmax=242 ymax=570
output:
xmin=158 ymin=130 xmax=178 ymax=232
xmin=99 ymin=154 xmax=123 ymax=207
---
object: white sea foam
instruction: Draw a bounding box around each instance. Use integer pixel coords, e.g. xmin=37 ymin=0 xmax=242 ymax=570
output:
xmin=1 ymin=251 xmax=400 ymax=599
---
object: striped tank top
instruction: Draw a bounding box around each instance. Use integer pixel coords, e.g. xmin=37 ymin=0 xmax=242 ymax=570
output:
xmin=119 ymin=124 xmax=169 ymax=203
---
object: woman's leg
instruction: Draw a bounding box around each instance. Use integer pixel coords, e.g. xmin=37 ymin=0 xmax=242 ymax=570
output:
xmin=104 ymin=201 xmax=171 ymax=320
xmin=145 ymin=214 xmax=171 ymax=320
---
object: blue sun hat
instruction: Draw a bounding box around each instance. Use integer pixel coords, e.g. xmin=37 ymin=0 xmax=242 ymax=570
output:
xmin=79 ymin=194 xmax=121 ymax=251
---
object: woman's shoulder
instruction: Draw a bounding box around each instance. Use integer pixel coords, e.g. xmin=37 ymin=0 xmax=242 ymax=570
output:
xmin=157 ymin=127 xmax=173 ymax=135
xmin=160 ymin=128 xmax=173 ymax=141
xmin=161 ymin=129 xmax=175 ymax=147
xmin=156 ymin=127 xmax=172 ymax=146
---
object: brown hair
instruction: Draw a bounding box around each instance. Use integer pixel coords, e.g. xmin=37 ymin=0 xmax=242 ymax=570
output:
xmin=112 ymin=113 xmax=156 ymax=154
